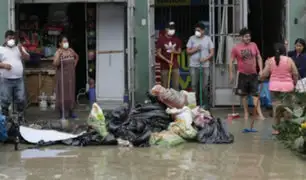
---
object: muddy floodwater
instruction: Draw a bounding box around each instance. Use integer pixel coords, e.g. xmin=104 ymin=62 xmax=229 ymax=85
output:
xmin=0 ymin=108 xmax=305 ymax=180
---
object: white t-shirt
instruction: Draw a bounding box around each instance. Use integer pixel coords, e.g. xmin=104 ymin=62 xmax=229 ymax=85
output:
xmin=0 ymin=45 xmax=28 ymax=79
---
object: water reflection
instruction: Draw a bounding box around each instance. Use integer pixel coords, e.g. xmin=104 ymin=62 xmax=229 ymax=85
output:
xmin=0 ymin=120 xmax=305 ymax=179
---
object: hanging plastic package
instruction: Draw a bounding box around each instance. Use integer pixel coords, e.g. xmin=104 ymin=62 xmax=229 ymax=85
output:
xmin=0 ymin=114 xmax=7 ymax=141
xmin=166 ymin=107 xmax=198 ymax=140
xmin=151 ymin=85 xmax=187 ymax=109
xmin=150 ymin=131 xmax=185 ymax=147
xmin=87 ymin=103 xmax=108 ymax=137
xmin=183 ymin=91 xmax=196 ymax=109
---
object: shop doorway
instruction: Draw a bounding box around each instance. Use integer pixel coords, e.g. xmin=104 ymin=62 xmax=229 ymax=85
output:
xmin=248 ymin=0 xmax=286 ymax=59
xmin=16 ymin=3 xmax=87 ymax=102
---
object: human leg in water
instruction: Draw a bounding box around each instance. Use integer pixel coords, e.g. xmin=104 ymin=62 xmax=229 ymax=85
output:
xmin=13 ymin=78 xmax=26 ymax=123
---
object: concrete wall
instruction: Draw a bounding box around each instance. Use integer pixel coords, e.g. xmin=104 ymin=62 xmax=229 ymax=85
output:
xmin=0 ymin=0 xmax=8 ymax=42
xmin=288 ymin=0 xmax=306 ymax=49
xmin=134 ymin=0 xmax=149 ymax=103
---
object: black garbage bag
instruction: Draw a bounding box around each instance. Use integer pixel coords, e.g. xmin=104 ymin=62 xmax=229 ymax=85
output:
xmin=107 ymin=93 xmax=172 ymax=147
xmin=62 ymin=132 xmax=118 ymax=146
xmin=107 ymin=106 xmax=130 ymax=134
xmin=196 ymin=118 xmax=234 ymax=144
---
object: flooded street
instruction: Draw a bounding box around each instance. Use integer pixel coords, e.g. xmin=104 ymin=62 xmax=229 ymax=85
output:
xmin=0 ymin=108 xmax=305 ymax=180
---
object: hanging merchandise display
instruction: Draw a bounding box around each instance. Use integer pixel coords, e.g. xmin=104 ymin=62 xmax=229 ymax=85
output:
xmin=86 ymin=4 xmax=97 ymax=81
xmin=88 ymin=50 xmax=96 ymax=61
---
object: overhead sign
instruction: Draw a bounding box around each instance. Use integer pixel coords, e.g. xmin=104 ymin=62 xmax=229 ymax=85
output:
xmin=155 ymin=0 xmax=190 ymax=6
xmin=155 ymin=0 xmax=209 ymax=6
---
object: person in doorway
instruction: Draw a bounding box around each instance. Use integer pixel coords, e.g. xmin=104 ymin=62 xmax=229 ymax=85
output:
xmin=229 ymin=28 xmax=265 ymax=121
xmin=186 ymin=22 xmax=214 ymax=108
xmin=156 ymin=22 xmax=182 ymax=90
xmin=0 ymin=30 xmax=30 ymax=121
xmin=53 ymin=35 xmax=79 ymax=119
xmin=260 ymin=43 xmax=298 ymax=135
xmin=284 ymin=40 xmax=288 ymax=55
xmin=288 ymin=38 xmax=306 ymax=79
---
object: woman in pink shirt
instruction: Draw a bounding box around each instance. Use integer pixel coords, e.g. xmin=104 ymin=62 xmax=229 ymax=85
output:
xmin=260 ymin=43 xmax=299 ymax=135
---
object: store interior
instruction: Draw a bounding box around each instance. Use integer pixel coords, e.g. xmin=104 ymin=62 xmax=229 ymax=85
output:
xmin=15 ymin=3 xmax=97 ymax=104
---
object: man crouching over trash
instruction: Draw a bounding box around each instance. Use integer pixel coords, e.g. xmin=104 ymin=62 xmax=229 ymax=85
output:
xmin=0 ymin=30 xmax=30 ymax=122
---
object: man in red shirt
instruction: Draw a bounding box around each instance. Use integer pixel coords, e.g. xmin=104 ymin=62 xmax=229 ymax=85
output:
xmin=156 ymin=22 xmax=182 ymax=90
xmin=229 ymin=28 xmax=265 ymax=121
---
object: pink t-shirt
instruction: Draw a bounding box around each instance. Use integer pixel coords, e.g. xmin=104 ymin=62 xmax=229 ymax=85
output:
xmin=231 ymin=42 xmax=260 ymax=74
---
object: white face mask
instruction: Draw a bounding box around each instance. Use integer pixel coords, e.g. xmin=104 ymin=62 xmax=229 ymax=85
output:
xmin=195 ymin=31 xmax=202 ymax=38
xmin=63 ymin=42 xmax=69 ymax=49
xmin=7 ymin=39 xmax=15 ymax=47
xmin=167 ymin=30 xmax=175 ymax=36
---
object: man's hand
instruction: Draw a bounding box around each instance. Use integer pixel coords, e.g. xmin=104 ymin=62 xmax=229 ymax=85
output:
xmin=2 ymin=63 xmax=11 ymax=70
xmin=229 ymin=72 xmax=233 ymax=84
xmin=196 ymin=45 xmax=202 ymax=51
xmin=167 ymin=60 xmax=173 ymax=66
xmin=18 ymin=44 xmax=22 ymax=52
xmin=200 ymin=58 xmax=207 ymax=62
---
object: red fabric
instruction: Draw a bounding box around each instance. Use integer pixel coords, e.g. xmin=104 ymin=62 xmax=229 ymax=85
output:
xmin=156 ymin=35 xmax=182 ymax=70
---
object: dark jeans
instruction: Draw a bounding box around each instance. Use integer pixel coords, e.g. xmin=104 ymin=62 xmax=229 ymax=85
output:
xmin=0 ymin=78 xmax=25 ymax=116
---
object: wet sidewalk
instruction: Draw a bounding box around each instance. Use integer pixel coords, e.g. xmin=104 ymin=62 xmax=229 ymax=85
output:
xmin=0 ymin=107 xmax=305 ymax=180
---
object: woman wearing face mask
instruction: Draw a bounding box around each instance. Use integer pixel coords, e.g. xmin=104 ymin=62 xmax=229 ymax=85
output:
xmin=53 ymin=35 xmax=79 ymax=119
xmin=288 ymin=38 xmax=306 ymax=78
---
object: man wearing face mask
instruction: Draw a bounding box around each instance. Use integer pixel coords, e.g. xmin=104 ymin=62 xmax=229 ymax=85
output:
xmin=0 ymin=30 xmax=30 ymax=121
xmin=156 ymin=22 xmax=182 ymax=90
xmin=186 ymin=22 xmax=214 ymax=107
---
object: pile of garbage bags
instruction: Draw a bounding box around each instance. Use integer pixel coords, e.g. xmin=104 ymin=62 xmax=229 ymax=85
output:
xmin=19 ymin=85 xmax=234 ymax=147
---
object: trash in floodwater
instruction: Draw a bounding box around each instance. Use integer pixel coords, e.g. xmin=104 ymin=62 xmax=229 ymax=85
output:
xmin=150 ymin=131 xmax=185 ymax=147
xmin=166 ymin=107 xmax=197 ymax=140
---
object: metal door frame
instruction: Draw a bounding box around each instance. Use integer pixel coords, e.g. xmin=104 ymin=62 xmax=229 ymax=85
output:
xmin=9 ymin=0 xmax=15 ymax=30
xmin=209 ymin=0 xmax=248 ymax=107
xmin=127 ymin=0 xmax=135 ymax=107
xmin=147 ymin=0 xmax=155 ymax=89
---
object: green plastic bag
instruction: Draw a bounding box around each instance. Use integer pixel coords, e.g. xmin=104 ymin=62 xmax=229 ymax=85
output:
xmin=150 ymin=131 xmax=185 ymax=147
xmin=168 ymin=121 xmax=197 ymax=140
xmin=87 ymin=103 xmax=108 ymax=137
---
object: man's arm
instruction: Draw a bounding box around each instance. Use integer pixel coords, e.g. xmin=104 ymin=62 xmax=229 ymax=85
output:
xmin=157 ymin=48 xmax=170 ymax=64
xmin=257 ymin=54 xmax=263 ymax=72
xmin=229 ymin=48 xmax=237 ymax=81
xmin=201 ymin=38 xmax=215 ymax=62
xmin=171 ymin=38 xmax=182 ymax=55
xmin=19 ymin=45 xmax=30 ymax=60
xmin=260 ymin=58 xmax=271 ymax=79
xmin=186 ymin=37 xmax=199 ymax=55
xmin=255 ymin=43 xmax=263 ymax=72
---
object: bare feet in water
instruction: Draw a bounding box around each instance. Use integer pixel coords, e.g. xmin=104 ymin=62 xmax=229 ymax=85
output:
xmin=272 ymin=130 xmax=280 ymax=135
